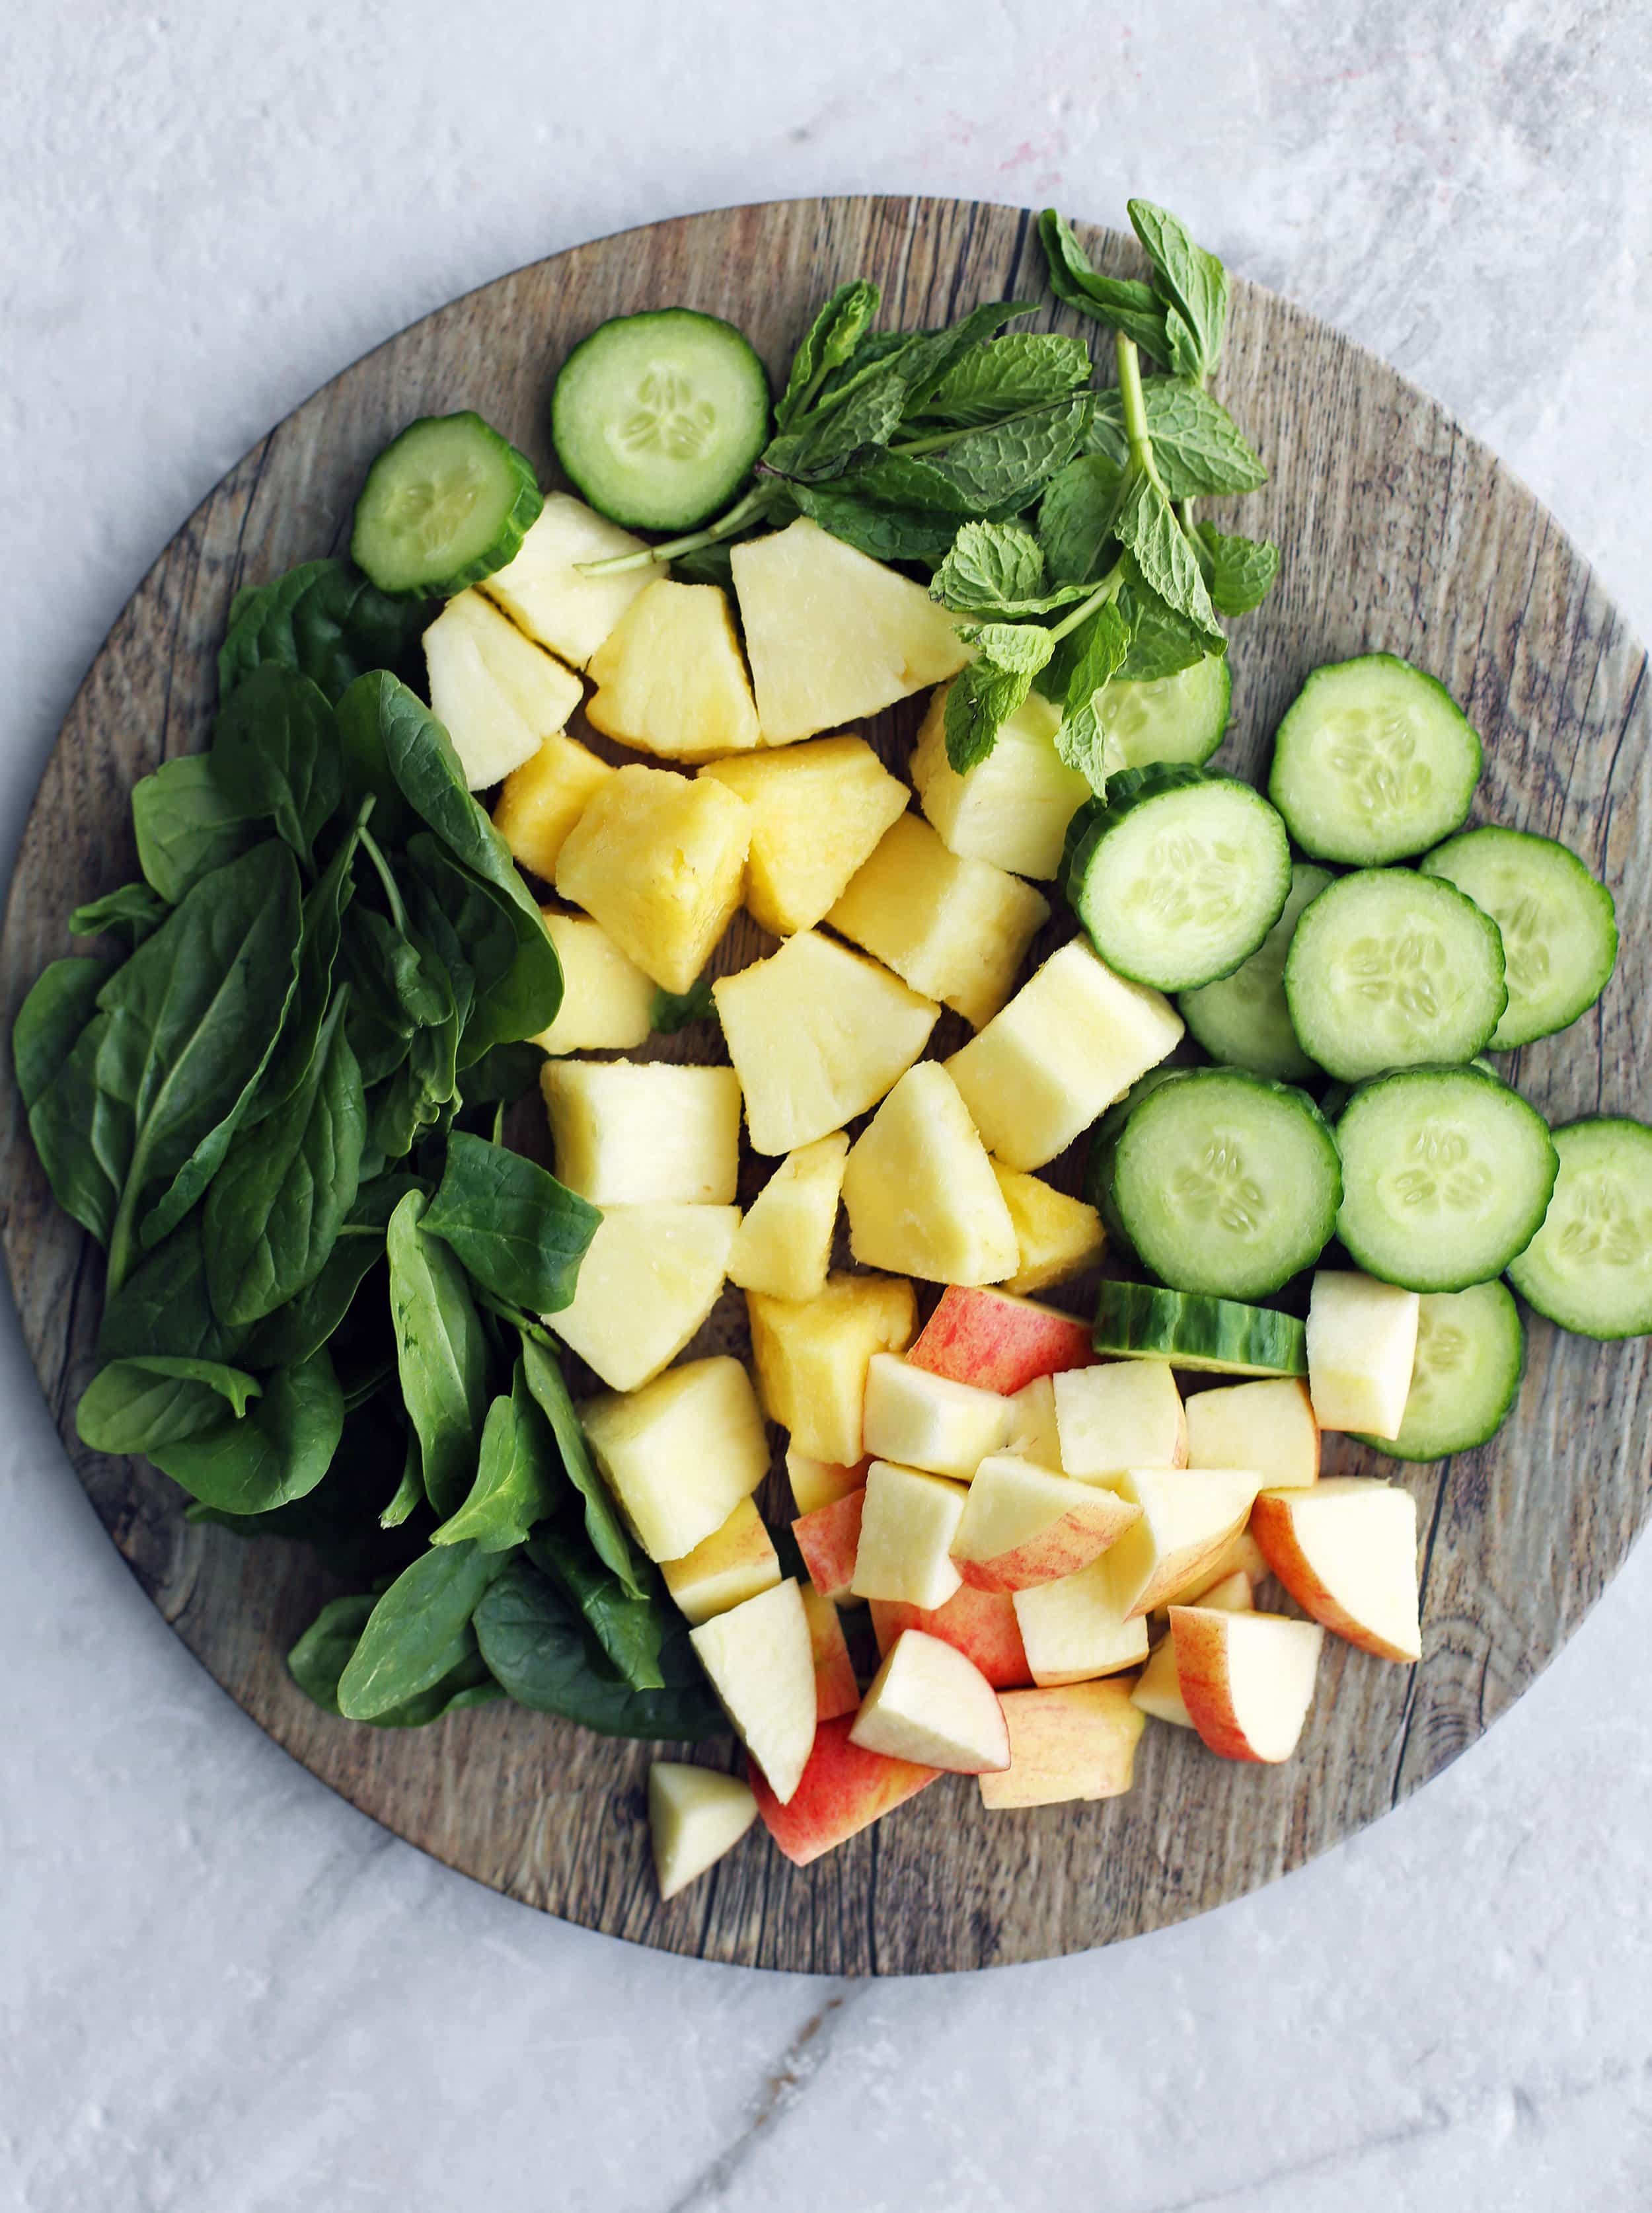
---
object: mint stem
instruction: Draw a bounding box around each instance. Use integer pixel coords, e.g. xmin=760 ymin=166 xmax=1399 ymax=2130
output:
xmin=574 ymin=485 xmax=776 ymax=577
xmin=1047 ymin=557 xmax=1127 ymax=644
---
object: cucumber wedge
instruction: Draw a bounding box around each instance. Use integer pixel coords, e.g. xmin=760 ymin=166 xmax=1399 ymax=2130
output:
xmin=1268 ymin=654 xmax=1482 ymax=864
xmin=1093 ymin=1282 xmax=1307 ymax=1376
xmin=1178 ymin=861 xmax=1332 ymax=1081
xmin=1354 ymin=1281 xmax=1524 ymax=1460
xmin=1420 ymin=826 xmax=1618 ymax=1049
xmin=352 ymin=413 xmax=543 ymax=597
xmin=1507 ymin=1117 xmax=1652 ymax=1338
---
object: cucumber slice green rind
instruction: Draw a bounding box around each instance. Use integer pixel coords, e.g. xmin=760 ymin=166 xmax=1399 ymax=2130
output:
xmin=1084 ymin=1066 xmax=1185 ymax=1257
xmin=1179 ymin=861 xmax=1333 ymax=1081
xmin=1112 ymin=1068 xmax=1341 ymax=1300
xmin=1333 ymin=1066 xmax=1558 ymax=1292
xmin=1267 ymin=653 xmax=1482 ymax=864
xmin=1353 ymin=1280 xmax=1524 ymax=1459
xmin=1093 ymin=1282 xmax=1308 ymax=1376
xmin=1067 ymin=765 xmax=1293 ymax=992
xmin=1507 ymin=1117 xmax=1652 ymax=1339
xmin=1420 ymin=826 xmax=1618 ymax=1048
xmin=1283 ymin=867 xmax=1507 ymax=1082
xmin=1094 ymin=655 xmax=1232 ymax=771
xmin=351 ymin=413 xmax=543 ymax=598
xmin=552 ymin=309 xmax=771 ymax=532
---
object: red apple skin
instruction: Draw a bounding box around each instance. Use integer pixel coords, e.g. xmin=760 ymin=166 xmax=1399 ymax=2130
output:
xmin=792 ymin=1489 xmax=866 ymax=1603
xmin=802 ymin=1588 xmax=860 ymax=1722
xmin=1168 ymin=1606 xmax=1268 ymax=1762
xmin=1250 ymin=1493 xmax=1418 ymax=1662
xmin=750 ymin=1717 xmax=940 ymax=1865
xmin=907 ymin=1287 xmax=1094 ymax=1395
xmin=954 ymin=1491 xmax=1139 ymax=1595
xmin=869 ymin=1584 xmax=1032 ymax=1689
xmin=981 ymin=1682 xmax=1145 ymax=1808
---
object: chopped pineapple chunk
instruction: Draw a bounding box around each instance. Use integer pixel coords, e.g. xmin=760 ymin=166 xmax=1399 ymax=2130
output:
xmin=481 ymin=491 xmax=657 ymax=668
xmin=424 ymin=589 xmax=584 ymax=790
xmin=585 ymin=579 xmax=761 ymax=762
xmin=990 ymin=1163 xmax=1108 ymax=1294
xmin=552 ymin=1202 xmax=740 ymax=1390
xmin=555 ymin=763 xmax=750 ymax=993
xmin=661 ymin=1497 xmax=782 ymax=1625
xmin=843 ymin=1062 xmax=1020 ymax=1286
xmin=726 ymin=1132 xmax=848 ymax=1302
xmin=698 ymin=734 xmax=909 ymax=935
xmin=541 ymin=1060 xmax=741 ymax=1204
xmin=911 ymin=684 xmax=1092 ymax=879
xmin=582 ymin=1356 xmax=769 ymax=1563
xmin=532 ymin=910 xmax=656 ymax=1055
xmin=746 ymin=1270 xmax=917 ymax=1464
xmin=494 ymin=732 xmax=615 ymax=884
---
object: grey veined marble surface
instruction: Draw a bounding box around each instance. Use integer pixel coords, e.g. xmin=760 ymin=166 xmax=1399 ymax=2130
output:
xmin=6 ymin=4 xmax=1652 ymax=2207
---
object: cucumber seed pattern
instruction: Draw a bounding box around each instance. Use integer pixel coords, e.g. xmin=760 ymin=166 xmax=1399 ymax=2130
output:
xmin=1125 ymin=832 xmax=1248 ymax=933
xmin=619 ymin=369 xmax=718 ymax=462
xmin=1554 ymin=1171 xmax=1643 ymax=1272
xmin=1168 ymin=1127 xmax=1267 ymax=1234
xmin=1323 ymin=704 xmax=1433 ymax=822
xmin=1388 ymin=1122 xmax=1494 ymax=1216
xmin=1343 ymin=928 xmax=1448 ymax=1020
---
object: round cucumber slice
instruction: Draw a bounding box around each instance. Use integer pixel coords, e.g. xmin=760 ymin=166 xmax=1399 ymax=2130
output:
xmin=552 ymin=309 xmax=770 ymax=531
xmin=1419 ymin=826 xmax=1617 ymax=1048
xmin=1268 ymin=654 xmax=1482 ymax=864
xmin=1283 ymin=868 xmax=1507 ymax=1083
xmin=1092 ymin=655 xmax=1231 ymax=770
xmin=1093 ymin=1282 xmax=1307 ymax=1376
xmin=1507 ymin=1117 xmax=1652 ymax=1338
xmin=351 ymin=412 xmax=543 ymax=597
xmin=1111 ymin=1069 xmax=1341 ymax=1299
xmin=1333 ymin=1066 xmax=1558 ymax=1292
xmin=1178 ymin=862 xmax=1333 ymax=1081
xmin=1066 ymin=765 xmax=1292 ymax=992
xmin=1354 ymin=1281 xmax=1524 ymax=1460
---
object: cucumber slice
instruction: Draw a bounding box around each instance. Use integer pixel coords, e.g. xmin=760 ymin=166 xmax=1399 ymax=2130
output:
xmin=1333 ymin=1066 xmax=1558 ymax=1291
xmin=552 ymin=309 xmax=770 ymax=532
xmin=351 ymin=414 xmax=543 ymax=598
xmin=1419 ymin=826 xmax=1618 ymax=1048
xmin=1110 ymin=1069 xmax=1341 ymax=1298
xmin=1093 ymin=656 xmax=1231 ymax=770
xmin=1283 ymin=868 xmax=1507 ymax=1082
xmin=1507 ymin=1118 xmax=1652 ymax=1338
xmin=1065 ymin=765 xmax=1292 ymax=992
xmin=1354 ymin=1281 xmax=1524 ymax=1459
xmin=1268 ymin=654 xmax=1482 ymax=864
xmin=1094 ymin=1282 xmax=1307 ymax=1376
xmin=1179 ymin=862 xmax=1333 ymax=1081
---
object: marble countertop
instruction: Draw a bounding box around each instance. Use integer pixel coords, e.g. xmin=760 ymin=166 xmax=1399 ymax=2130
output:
xmin=6 ymin=5 xmax=1652 ymax=2206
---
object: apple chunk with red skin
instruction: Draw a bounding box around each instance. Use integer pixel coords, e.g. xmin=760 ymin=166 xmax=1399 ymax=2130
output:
xmin=1250 ymin=1478 xmax=1421 ymax=1662
xmin=980 ymin=1680 xmax=1145 ymax=1808
xmin=869 ymin=1583 xmax=1032 ymax=1690
xmin=1101 ymin=1467 xmax=1262 ymax=1618
xmin=792 ymin=1487 xmax=866 ymax=1602
xmin=907 ymin=1284 xmax=1093 ymax=1395
xmin=950 ymin=1453 xmax=1139 ymax=1593
xmin=750 ymin=1715 xmax=940 ymax=1866
xmin=862 ymin=1352 xmax=1010 ymax=1479
xmin=802 ymin=1585 xmax=860 ymax=1721
xmin=850 ymin=1628 xmax=1010 ymax=1773
xmin=1170 ymin=1606 xmax=1325 ymax=1762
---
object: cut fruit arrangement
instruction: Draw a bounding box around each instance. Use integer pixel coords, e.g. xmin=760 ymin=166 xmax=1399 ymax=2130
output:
xmin=15 ymin=194 xmax=1645 ymax=1912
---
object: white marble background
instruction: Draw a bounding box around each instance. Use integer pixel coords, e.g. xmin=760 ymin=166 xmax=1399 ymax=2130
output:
xmin=5 ymin=3 xmax=1652 ymax=2206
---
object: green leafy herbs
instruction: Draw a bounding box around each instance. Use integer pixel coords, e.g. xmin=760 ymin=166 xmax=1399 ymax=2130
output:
xmin=334 ymin=1539 xmax=509 ymax=1721
xmin=650 ymin=976 xmax=718 ymax=1034
xmin=288 ymin=1593 xmax=501 ymax=1726
xmin=422 ymin=1130 xmax=598 ymax=1315
xmin=219 ymin=559 xmax=428 ymax=705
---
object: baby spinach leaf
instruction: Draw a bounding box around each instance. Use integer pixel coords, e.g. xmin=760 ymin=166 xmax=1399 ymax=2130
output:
xmin=69 ymin=884 xmax=170 ymax=949
xmin=27 ymin=1011 xmax=127 ymax=1248
xmin=915 ymin=332 xmax=1091 ymax=428
xmin=531 ymin=1534 xmax=666 ymax=1693
xmin=458 ymin=1040 xmax=543 ymax=1108
xmin=1037 ymin=454 xmax=1125 ymax=587
xmin=97 ymin=1213 xmax=250 ymax=1364
xmin=650 ymin=977 xmax=718 ymax=1035
xmin=76 ymin=1354 xmax=261 ymax=1454
xmin=335 ymin=1538 xmax=508 ymax=1721
xmin=1195 ymin=524 xmax=1281 ymax=615
xmin=248 ymin=819 xmax=363 ymax=1122
xmin=379 ymin=1428 xmax=426 ymax=1529
xmin=519 ymin=1333 xmax=644 ymax=1598
xmin=422 ymin=1131 xmax=598 ymax=1315
xmin=13 ymin=958 xmax=108 ymax=1113
xmin=1039 ymin=210 xmax=1171 ymax=364
xmin=1088 ymin=380 xmax=1265 ymax=499
xmin=1127 ymin=198 xmax=1228 ymax=381
xmin=431 ymin=1361 xmax=560 ymax=1553
xmin=131 ymin=755 xmax=261 ymax=905
xmin=386 ymin=1190 xmax=490 ymax=1518
xmin=211 ymin=664 xmax=343 ymax=869
xmin=335 ymin=672 xmax=420 ymax=846
xmin=239 ymin=1175 xmax=416 ymax=1370
xmin=404 ymin=835 xmax=556 ymax=1064
xmin=219 ymin=559 xmax=427 ymax=706
xmin=151 ymin=1348 xmax=344 ymax=1513
xmin=289 ymin=1594 xmax=501 ymax=1725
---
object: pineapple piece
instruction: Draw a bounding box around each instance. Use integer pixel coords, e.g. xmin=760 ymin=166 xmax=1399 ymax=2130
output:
xmin=698 ymin=735 xmax=909 ymax=936
xmin=747 ymin=1270 xmax=917 ymax=1464
xmin=424 ymin=588 xmax=584 ymax=790
xmin=552 ymin=1202 xmax=739 ymax=1391
xmin=712 ymin=930 xmax=938 ymax=1155
xmin=731 ymin=518 xmax=971 ymax=743
xmin=661 ymin=1496 xmax=781 ymax=1625
xmin=946 ymin=939 xmax=1184 ymax=1171
xmin=843 ymin=1062 xmax=1019 ymax=1286
xmin=494 ymin=733 xmax=615 ymax=884
xmin=585 ymin=579 xmax=761 ymax=763
xmin=532 ymin=910 xmax=655 ymax=1055
xmin=911 ymin=684 xmax=1092 ymax=879
xmin=726 ymin=1132 xmax=848 ymax=1302
xmin=827 ymin=812 xmax=1049 ymax=1029
xmin=582 ymin=1355 xmax=769 ymax=1563
xmin=555 ymin=763 xmax=749 ymax=993
xmin=482 ymin=490 xmax=657 ymax=668
xmin=785 ymin=1444 xmax=870 ymax=1516
xmin=541 ymin=1060 xmax=741 ymax=1205
xmin=991 ymin=1163 xmax=1108 ymax=1295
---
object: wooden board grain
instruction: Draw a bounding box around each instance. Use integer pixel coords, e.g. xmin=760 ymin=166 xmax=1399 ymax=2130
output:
xmin=2 ymin=196 xmax=1648 ymax=1974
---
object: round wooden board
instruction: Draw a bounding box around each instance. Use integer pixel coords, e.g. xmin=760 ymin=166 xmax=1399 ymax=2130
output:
xmin=3 ymin=198 xmax=1649 ymax=1975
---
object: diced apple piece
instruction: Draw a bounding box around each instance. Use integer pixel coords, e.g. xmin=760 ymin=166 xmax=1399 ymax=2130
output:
xmin=555 ymin=763 xmax=750 ymax=994
xmin=582 ymin=1355 xmax=769 ymax=1563
xmin=792 ymin=1487 xmax=866 ymax=1604
xmin=850 ymin=1461 xmax=969 ymax=1610
xmin=424 ymin=588 xmax=585 ymax=789
xmin=1004 ymin=1376 xmax=1063 ymax=1469
xmin=911 ymin=682 xmax=1093 ymax=879
xmin=699 ymin=735 xmax=909 ymax=936
xmin=1306 ymin=1270 xmax=1421 ymax=1438
xmin=991 ymin=1164 xmax=1107 ymax=1296
xmin=541 ymin=1060 xmax=741 ymax=1205
xmin=951 ymin=1453 xmax=1139 ymax=1593
xmin=980 ymin=1680 xmax=1145 ymax=1808
xmin=531 ymin=910 xmax=656 ymax=1056
xmin=494 ymin=732 xmax=615 ymax=883
xmin=842 ymin=1062 xmax=1019 ymax=1287
xmin=802 ymin=1585 xmax=860 ymax=1722
xmin=747 ymin=1270 xmax=917 ymax=1465
xmin=690 ymin=1578 xmax=816 ymax=1805
xmin=946 ymin=939 xmax=1184 ymax=1170
xmin=1053 ymin=1360 xmax=1187 ymax=1482
xmin=726 ymin=1133 xmax=848 ymax=1303
xmin=1185 ymin=1376 xmax=1320 ymax=1487
xmin=827 ymin=814 xmax=1049 ymax=1029
xmin=861 ymin=1352 xmax=1011 ymax=1480
xmin=1012 ymin=1555 xmax=1150 ymax=1686
xmin=714 ymin=929 xmax=938 ymax=1155
xmin=750 ymin=1715 xmax=940 ymax=1865
xmin=660 ymin=1496 xmax=781 ymax=1625
xmin=786 ymin=1446 xmax=870 ymax=1516
xmin=1250 ymin=1477 xmax=1421 ymax=1662
xmin=850 ymin=1629 xmax=1010 ymax=1773
xmin=552 ymin=1201 xmax=737 ymax=1390
xmin=482 ymin=490 xmax=657 ymax=668
xmin=585 ymin=578 xmax=761 ymax=762
xmin=1159 ymin=1528 xmax=1270 ymax=1610
xmin=1132 ymin=1573 xmax=1252 ymax=1728
xmin=1100 ymin=1468 xmax=1262 ymax=1619
xmin=907 ymin=1285 xmax=1093 ymax=1395
xmin=732 ymin=518 xmax=969 ymax=744
xmin=1170 ymin=1607 xmax=1325 ymax=1763
xmin=648 ymin=1762 xmax=758 ymax=1900
xmin=870 ymin=1584 xmax=1032 ymax=1690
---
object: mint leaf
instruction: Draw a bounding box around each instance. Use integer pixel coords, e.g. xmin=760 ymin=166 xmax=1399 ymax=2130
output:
xmin=763 ymin=364 xmax=907 ymax=482
xmin=650 ymin=978 xmax=718 ymax=1034
xmin=776 ymin=280 xmax=880 ymax=428
xmin=931 ymin=521 xmax=1100 ymax=617
xmin=944 ymin=660 xmax=1033 ymax=773
xmin=1127 ymin=200 xmax=1229 ymax=379
xmin=1037 ymin=454 xmax=1125 ymax=585
xmin=919 ymin=394 xmax=1093 ymax=510
xmin=1055 ymin=598 xmax=1133 ymax=789
xmin=919 ymin=334 xmax=1092 ymax=428
xmin=1195 ymin=524 xmax=1281 ymax=615
xmin=1039 ymin=211 xmax=1172 ymax=365
xmin=893 ymin=301 xmax=1032 ymax=412
xmin=1088 ymin=381 xmax=1265 ymax=500
xmin=967 ymin=623 xmax=1054 ymax=676
xmin=1112 ymin=470 xmax=1223 ymax=643
xmin=1117 ymin=576 xmax=1213 ymax=680
xmin=789 ymin=485 xmax=957 ymax=564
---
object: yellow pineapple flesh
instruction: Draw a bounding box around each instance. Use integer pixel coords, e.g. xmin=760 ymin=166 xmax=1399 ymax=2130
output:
xmin=552 ymin=1202 xmax=740 ymax=1391
xmin=532 ymin=910 xmax=656 ymax=1054
xmin=585 ymin=578 xmax=761 ymax=763
xmin=842 ymin=1061 xmax=1019 ymax=1286
xmin=482 ymin=490 xmax=657 ymax=668
xmin=493 ymin=732 xmax=615 ymax=884
xmin=911 ymin=684 xmax=1093 ymax=879
xmin=423 ymin=588 xmax=584 ymax=790
xmin=990 ymin=1163 xmax=1108 ymax=1294
xmin=746 ymin=1270 xmax=917 ymax=1464
xmin=698 ymin=734 xmax=909 ymax=935
xmin=541 ymin=1060 xmax=741 ymax=1204
xmin=726 ymin=1132 xmax=848 ymax=1302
